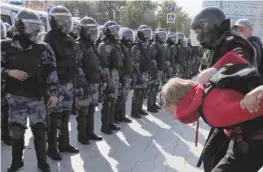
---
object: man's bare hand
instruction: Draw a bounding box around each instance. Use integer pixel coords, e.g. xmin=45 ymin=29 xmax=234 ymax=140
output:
xmin=8 ymin=70 xmax=29 ymax=81
xmin=197 ymin=68 xmax=217 ymax=85
xmin=240 ymin=85 xmax=263 ymax=113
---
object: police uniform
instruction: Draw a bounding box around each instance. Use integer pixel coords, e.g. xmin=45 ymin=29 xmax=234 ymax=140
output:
xmin=1 ymin=10 xmax=58 ymax=171
xmin=44 ymin=6 xmax=80 ymax=161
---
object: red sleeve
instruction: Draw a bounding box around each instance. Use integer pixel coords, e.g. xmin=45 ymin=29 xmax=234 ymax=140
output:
xmin=178 ymin=112 xmax=200 ymax=124
xmin=213 ymin=52 xmax=248 ymax=69
xmin=203 ymin=89 xmax=263 ymax=127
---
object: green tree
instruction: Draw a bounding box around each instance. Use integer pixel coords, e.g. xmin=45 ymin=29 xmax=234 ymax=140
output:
xmin=120 ymin=1 xmax=158 ymax=29
xmin=156 ymin=0 xmax=191 ymax=36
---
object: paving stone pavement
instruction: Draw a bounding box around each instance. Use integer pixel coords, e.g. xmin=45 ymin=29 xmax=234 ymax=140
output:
xmin=1 ymin=91 xmax=263 ymax=172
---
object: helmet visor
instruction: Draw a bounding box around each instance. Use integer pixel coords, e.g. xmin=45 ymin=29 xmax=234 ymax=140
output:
xmin=53 ymin=15 xmax=73 ymax=34
xmin=108 ymin=24 xmax=120 ymax=39
xmin=84 ymin=26 xmax=99 ymax=41
xmin=140 ymin=28 xmax=152 ymax=40
xmin=22 ymin=20 xmax=43 ymax=42
xmin=156 ymin=31 xmax=167 ymax=43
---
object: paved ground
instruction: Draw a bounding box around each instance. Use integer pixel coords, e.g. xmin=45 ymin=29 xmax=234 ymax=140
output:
xmin=1 ymin=91 xmax=263 ymax=172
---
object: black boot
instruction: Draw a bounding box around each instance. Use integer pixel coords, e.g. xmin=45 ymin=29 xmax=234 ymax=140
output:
xmin=147 ymin=88 xmax=158 ymax=113
xmin=77 ymin=108 xmax=90 ymax=145
xmin=7 ymin=138 xmax=24 ymax=172
xmin=2 ymin=104 xmax=12 ymax=146
xmin=138 ymin=90 xmax=148 ymax=116
xmin=32 ymin=124 xmax=50 ymax=172
xmin=58 ymin=114 xmax=79 ymax=153
xmin=47 ymin=114 xmax=62 ymax=161
xmin=114 ymin=96 xmax=122 ymax=123
xmin=101 ymin=98 xmax=113 ymax=135
xmin=153 ymin=89 xmax=161 ymax=109
xmin=109 ymin=98 xmax=121 ymax=131
xmin=118 ymin=102 xmax=132 ymax=123
xmin=87 ymin=106 xmax=103 ymax=141
xmin=131 ymin=90 xmax=142 ymax=118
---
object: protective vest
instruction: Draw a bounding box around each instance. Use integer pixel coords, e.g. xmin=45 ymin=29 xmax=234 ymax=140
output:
xmin=121 ymin=44 xmax=133 ymax=76
xmin=134 ymin=41 xmax=152 ymax=72
xmin=45 ymin=30 xmax=81 ymax=81
xmin=2 ymin=40 xmax=47 ymax=98
xmin=76 ymin=38 xmax=100 ymax=83
xmin=199 ymin=63 xmax=263 ymax=142
xmin=154 ymin=42 xmax=166 ymax=71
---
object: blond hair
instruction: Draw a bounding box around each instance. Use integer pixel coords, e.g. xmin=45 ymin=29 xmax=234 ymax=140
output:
xmin=162 ymin=78 xmax=192 ymax=106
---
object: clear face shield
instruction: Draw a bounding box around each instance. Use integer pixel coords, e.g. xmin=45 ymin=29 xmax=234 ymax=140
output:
xmin=108 ymin=24 xmax=121 ymax=40
xmin=140 ymin=27 xmax=152 ymax=41
xmin=156 ymin=30 xmax=167 ymax=43
xmin=53 ymin=14 xmax=73 ymax=34
xmin=22 ymin=19 xmax=43 ymax=42
xmin=84 ymin=25 xmax=99 ymax=42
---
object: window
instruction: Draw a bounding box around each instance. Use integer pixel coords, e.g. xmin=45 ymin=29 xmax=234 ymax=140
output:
xmin=261 ymin=8 xmax=263 ymax=16
xmin=248 ymin=6 xmax=257 ymax=16
xmin=1 ymin=14 xmax=11 ymax=25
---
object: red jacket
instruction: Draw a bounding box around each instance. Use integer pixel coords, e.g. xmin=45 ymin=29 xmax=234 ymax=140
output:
xmin=175 ymin=52 xmax=263 ymax=135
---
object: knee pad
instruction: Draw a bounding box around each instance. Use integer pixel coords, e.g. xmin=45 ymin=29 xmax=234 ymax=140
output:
xmin=10 ymin=124 xmax=25 ymax=139
xmin=31 ymin=123 xmax=46 ymax=140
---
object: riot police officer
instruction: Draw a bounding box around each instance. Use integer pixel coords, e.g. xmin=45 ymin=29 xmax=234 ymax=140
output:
xmin=1 ymin=19 xmax=12 ymax=146
xmin=165 ymin=33 xmax=178 ymax=80
xmin=148 ymin=28 xmax=167 ymax=112
xmin=44 ymin=5 xmax=80 ymax=161
xmin=75 ymin=16 xmax=103 ymax=143
xmin=175 ymin=32 xmax=186 ymax=78
xmin=98 ymin=20 xmax=122 ymax=134
xmin=1 ymin=9 xmax=59 ymax=172
xmin=191 ymin=7 xmax=258 ymax=172
xmin=114 ymin=27 xmax=133 ymax=123
xmin=131 ymin=25 xmax=153 ymax=118
xmin=185 ymin=38 xmax=193 ymax=78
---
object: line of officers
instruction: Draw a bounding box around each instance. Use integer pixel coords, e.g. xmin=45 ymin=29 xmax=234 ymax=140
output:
xmin=0 ymin=5 xmax=202 ymax=172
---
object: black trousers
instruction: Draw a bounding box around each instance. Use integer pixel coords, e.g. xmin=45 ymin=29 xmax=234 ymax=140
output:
xmin=203 ymin=129 xmax=230 ymax=172
xmin=212 ymin=139 xmax=263 ymax=172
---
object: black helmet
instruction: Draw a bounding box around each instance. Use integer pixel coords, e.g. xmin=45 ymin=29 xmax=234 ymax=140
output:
xmin=166 ymin=33 xmax=178 ymax=45
xmin=1 ymin=20 xmax=6 ymax=39
xmin=49 ymin=5 xmax=73 ymax=34
xmin=155 ymin=28 xmax=167 ymax=44
xmin=120 ymin=27 xmax=134 ymax=46
xmin=137 ymin=25 xmax=152 ymax=41
xmin=15 ymin=9 xmax=42 ymax=42
xmin=103 ymin=20 xmax=120 ymax=41
xmin=7 ymin=25 xmax=15 ymax=38
xmin=190 ymin=7 xmax=230 ymax=49
xmin=176 ymin=32 xmax=185 ymax=44
xmin=79 ymin=16 xmax=98 ymax=42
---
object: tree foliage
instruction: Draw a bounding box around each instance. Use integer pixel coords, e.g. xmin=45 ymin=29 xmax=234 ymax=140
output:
xmin=54 ymin=0 xmax=191 ymax=36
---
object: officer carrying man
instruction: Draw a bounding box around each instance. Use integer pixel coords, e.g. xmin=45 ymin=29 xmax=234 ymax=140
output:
xmin=114 ymin=27 xmax=133 ymax=123
xmin=44 ymin=5 xmax=80 ymax=161
xmin=75 ymin=16 xmax=103 ymax=143
xmin=1 ymin=19 xmax=12 ymax=146
xmin=148 ymin=28 xmax=167 ymax=112
xmin=191 ymin=7 xmax=257 ymax=172
xmin=131 ymin=25 xmax=153 ymax=118
xmin=98 ymin=20 xmax=122 ymax=134
xmin=1 ymin=9 xmax=59 ymax=172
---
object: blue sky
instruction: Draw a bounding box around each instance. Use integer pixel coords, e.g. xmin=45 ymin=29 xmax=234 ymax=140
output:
xmin=175 ymin=0 xmax=203 ymax=18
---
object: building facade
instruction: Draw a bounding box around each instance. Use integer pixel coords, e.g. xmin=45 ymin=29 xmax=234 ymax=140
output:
xmin=203 ymin=0 xmax=263 ymax=38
